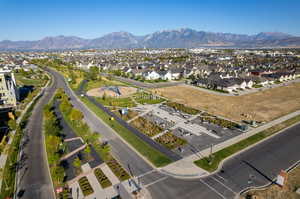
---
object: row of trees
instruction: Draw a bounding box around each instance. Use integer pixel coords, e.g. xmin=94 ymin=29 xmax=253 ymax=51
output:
xmin=43 ymin=103 xmax=65 ymax=187
xmin=57 ymin=89 xmax=112 ymax=163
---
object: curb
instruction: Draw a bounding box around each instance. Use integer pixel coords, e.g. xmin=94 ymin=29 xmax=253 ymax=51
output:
xmin=238 ymin=159 xmax=300 ymax=198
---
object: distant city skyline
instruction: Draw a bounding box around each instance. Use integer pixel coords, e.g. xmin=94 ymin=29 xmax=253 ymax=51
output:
xmin=0 ymin=0 xmax=300 ymax=41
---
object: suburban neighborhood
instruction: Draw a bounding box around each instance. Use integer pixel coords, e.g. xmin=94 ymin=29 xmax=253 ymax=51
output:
xmin=1 ymin=1 xmax=300 ymax=198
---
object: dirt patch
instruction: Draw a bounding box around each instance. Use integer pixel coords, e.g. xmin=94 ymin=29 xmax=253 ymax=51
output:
xmin=87 ymin=86 xmax=137 ymax=98
xmin=153 ymin=83 xmax=300 ymax=122
xmin=242 ymin=166 xmax=300 ymax=199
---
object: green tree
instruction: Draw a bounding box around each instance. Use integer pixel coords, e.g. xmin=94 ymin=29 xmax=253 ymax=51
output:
xmin=85 ymin=66 xmax=99 ymax=81
xmin=60 ymin=99 xmax=72 ymax=114
xmin=84 ymin=145 xmax=91 ymax=154
xmin=73 ymin=157 xmax=81 ymax=169
xmin=8 ymin=119 xmax=17 ymax=130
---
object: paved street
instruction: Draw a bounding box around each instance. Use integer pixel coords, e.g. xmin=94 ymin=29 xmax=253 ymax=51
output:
xmin=16 ymin=74 xmax=57 ymax=199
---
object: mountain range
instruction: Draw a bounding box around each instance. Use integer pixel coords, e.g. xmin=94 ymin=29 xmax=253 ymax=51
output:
xmin=1 ymin=28 xmax=300 ymax=50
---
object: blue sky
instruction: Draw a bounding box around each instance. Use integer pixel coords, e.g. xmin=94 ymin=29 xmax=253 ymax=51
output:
xmin=0 ymin=0 xmax=299 ymax=40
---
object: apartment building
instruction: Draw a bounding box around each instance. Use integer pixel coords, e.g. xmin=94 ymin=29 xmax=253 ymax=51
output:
xmin=0 ymin=70 xmax=18 ymax=110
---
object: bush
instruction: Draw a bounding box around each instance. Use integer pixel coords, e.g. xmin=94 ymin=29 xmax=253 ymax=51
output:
xmin=166 ymin=102 xmax=200 ymax=115
xmin=94 ymin=168 xmax=112 ymax=188
xmin=78 ymin=177 xmax=94 ymax=196
xmin=130 ymin=117 xmax=163 ymax=137
xmin=155 ymin=132 xmax=187 ymax=149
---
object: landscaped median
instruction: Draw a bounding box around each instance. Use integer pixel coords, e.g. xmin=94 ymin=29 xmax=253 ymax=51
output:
xmin=80 ymin=97 xmax=173 ymax=167
xmin=194 ymin=114 xmax=300 ymax=172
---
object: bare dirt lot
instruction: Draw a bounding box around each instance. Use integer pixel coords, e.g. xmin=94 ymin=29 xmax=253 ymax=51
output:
xmin=153 ymin=83 xmax=300 ymax=122
xmin=87 ymin=86 xmax=137 ymax=98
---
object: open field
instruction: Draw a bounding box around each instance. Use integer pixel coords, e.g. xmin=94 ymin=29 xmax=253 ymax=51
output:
xmin=87 ymin=86 xmax=137 ymax=98
xmin=153 ymin=83 xmax=300 ymax=122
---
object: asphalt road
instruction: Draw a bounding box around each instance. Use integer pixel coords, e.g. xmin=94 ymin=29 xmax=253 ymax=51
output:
xmin=16 ymin=74 xmax=57 ymax=199
xmin=46 ymin=68 xmax=300 ymax=199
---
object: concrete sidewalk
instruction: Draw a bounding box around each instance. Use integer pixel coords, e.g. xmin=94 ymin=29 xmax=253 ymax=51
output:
xmin=159 ymin=109 xmax=300 ymax=179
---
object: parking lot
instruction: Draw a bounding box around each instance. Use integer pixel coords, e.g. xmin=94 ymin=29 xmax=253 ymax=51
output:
xmin=128 ymin=102 xmax=246 ymax=157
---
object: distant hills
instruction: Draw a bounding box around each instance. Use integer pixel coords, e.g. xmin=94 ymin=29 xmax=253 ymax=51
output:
xmin=1 ymin=28 xmax=300 ymax=50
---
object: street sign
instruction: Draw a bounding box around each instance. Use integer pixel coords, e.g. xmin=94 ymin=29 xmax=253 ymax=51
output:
xmin=276 ymin=170 xmax=288 ymax=187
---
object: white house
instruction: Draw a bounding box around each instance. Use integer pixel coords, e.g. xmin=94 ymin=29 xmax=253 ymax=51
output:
xmin=143 ymin=70 xmax=161 ymax=80
xmin=158 ymin=70 xmax=172 ymax=80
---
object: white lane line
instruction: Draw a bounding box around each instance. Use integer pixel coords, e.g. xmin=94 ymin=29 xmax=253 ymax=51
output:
xmin=199 ymin=179 xmax=226 ymax=199
xmin=144 ymin=176 xmax=168 ymax=188
xmin=216 ymin=174 xmax=227 ymax=182
xmin=211 ymin=176 xmax=237 ymax=194
xmin=136 ymin=169 xmax=156 ymax=179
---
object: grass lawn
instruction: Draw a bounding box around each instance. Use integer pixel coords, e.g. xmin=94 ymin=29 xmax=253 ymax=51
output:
xmin=166 ymin=101 xmax=200 ymax=115
xmin=133 ymin=92 xmax=165 ymax=104
xmin=15 ymin=73 xmax=46 ymax=87
xmin=95 ymin=96 xmax=136 ymax=108
xmin=80 ymin=97 xmax=173 ymax=167
xmin=194 ymin=114 xmax=300 ymax=172
xmin=113 ymin=109 xmax=139 ymax=121
xmin=85 ymin=78 xmax=125 ymax=91
xmin=130 ymin=117 xmax=163 ymax=137
xmin=155 ymin=132 xmax=187 ymax=149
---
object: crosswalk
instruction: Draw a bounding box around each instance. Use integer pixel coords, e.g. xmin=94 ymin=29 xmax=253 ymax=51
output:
xmin=200 ymin=175 xmax=238 ymax=199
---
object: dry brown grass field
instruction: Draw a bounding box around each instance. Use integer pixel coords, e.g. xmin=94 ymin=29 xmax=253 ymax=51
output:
xmin=242 ymin=166 xmax=300 ymax=199
xmin=153 ymin=83 xmax=300 ymax=122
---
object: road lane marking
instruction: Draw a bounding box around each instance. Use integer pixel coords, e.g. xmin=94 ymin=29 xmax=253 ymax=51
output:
xmin=216 ymin=174 xmax=227 ymax=182
xmin=144 ymin=176 xmax=168 ymax=188
xmin=200 ymin=179 xmax=226 ymax=199
xmin=136 ymin=169 xmax=156 ymax=178
xmin=211 ymin=176 xmax=237 ymax=194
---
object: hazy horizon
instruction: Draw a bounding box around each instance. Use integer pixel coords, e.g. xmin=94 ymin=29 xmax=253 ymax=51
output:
xmin=0 ymin=0 xmax=300 ymax=41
